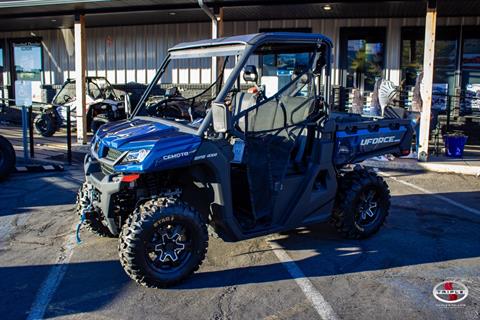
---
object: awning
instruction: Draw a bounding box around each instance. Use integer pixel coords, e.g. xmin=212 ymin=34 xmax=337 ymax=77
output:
xmin=0 ymin=1 xmax=478 ymax=31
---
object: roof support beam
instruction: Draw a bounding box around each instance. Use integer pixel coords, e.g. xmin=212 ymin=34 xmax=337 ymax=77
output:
xmin=418 ymin=0 xmax=437 ymax=161
xmin=74 ymin=14 xmax=87 ymax=144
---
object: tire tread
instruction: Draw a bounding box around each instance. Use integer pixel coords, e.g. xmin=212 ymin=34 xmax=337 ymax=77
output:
xmin=118 ymin=198 xmax=208 ymax=288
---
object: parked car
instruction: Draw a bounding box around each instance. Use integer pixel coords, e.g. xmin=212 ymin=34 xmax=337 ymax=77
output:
xmin=34 ymin=77 xmax=129 ymax=137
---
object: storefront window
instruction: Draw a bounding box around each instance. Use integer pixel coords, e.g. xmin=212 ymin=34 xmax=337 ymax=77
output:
xmin=0 ymin=47 xmax=4 ymax=94
xmin=401 ymin=38 xmax=424 ymax=86
xmin=401 ymin=27 xmax=459 ymax=98
xmin=461 ymin=35 xmax=480 ymax=88
xmin=340 ymin=28 xmax=385 ymax=92
xmin=461 ymin=28 xmax=480 ymax=113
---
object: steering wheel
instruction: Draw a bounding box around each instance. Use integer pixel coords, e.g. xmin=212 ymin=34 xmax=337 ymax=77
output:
xmin=63 ymin=94 xmax=72 ymax=103
xmin=148 ymin=97 xmax=191 ymax=120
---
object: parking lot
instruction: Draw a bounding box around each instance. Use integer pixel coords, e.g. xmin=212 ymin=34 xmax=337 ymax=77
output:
xmin=0 ymin=167 xmax=479 ymax=320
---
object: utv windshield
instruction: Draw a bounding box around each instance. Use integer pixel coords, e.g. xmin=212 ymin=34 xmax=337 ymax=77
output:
xmin=133 ymin=47 xmax=246 ymax=129
xmin=52 ymin=77 xmax=117 ymax=105
xmin=133 ymin=39 xmax=327 ymax=131
xmin=53 ymin=80 xmax=76 ymax=105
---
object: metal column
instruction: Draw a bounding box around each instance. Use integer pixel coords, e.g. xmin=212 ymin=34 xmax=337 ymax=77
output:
xmin=74 ymin=14 xmax=87 ymax=144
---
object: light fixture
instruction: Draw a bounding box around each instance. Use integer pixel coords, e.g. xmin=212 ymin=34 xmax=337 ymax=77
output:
xmin=322 ymin=4 xmax=332 ymax=11
xmin=168 ymin=12 xmax=176 ymax=16
xmin=51 ymin=19 xmax=57 ymax=22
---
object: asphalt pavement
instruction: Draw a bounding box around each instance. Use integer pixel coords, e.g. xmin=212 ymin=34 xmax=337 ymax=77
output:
xmin=0 ymin=167 xmax=479 ymax=320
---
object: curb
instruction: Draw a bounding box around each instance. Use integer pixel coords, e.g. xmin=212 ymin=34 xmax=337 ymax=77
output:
xmin=15 ymin=164 xmax=64 ymax=173
xmin=362 ymin=159 xmax=480 ymax=177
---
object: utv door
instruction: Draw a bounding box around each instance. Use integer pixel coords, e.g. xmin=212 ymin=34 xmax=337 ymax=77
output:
xmin=232 ymin=71 xmax=322 ymax=228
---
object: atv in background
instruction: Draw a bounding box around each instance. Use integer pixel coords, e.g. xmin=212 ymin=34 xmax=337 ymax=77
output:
xmin=77 ymin=32 xmax=413 ymax=288
xmin=34 ymin=77 xmax=129 ymax=137
xmin=0 ymin=135 xmax=15 ymax=180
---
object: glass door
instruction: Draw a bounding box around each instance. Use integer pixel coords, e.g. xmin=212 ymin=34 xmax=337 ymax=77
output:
xmin=0 ymin=43 xmax=4 ymax=101
xmin=461 ymin=27 xmax=480 ymax=114
xmin=340 ymin=28 xmax=386 ymax=92
xmin=10 ymin=39 xmax=43 ymax=103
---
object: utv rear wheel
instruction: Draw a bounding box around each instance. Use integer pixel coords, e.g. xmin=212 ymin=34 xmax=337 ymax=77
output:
xmin=119 ymin=198 xmax=208 ymax=288
xmin=333 ymin=170 xmax=390 ymax=239
xmin=75 ymin=184 xmax=116 ymax=238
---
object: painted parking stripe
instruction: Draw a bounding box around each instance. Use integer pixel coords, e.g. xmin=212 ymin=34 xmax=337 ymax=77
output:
xmin=268 ymin=239 xmax=339 ymax=320
xmin=26 ymin=231 xmax=77 ymax=320
xmin=380 ymin=172 xmax=480 ymax=217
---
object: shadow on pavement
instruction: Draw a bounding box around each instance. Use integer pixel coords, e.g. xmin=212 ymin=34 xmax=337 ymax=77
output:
xmin=0 ymin=172 xmax=79 ymax=217
xmin=1 ymin=190 xmax=479 ymax=319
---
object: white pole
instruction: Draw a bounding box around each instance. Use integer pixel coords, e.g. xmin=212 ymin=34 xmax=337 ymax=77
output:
xmin=211 ymin=18 xmax=218 ymax=82
xmin=418 ymin=3 xmax=437 ymax=161
xmin=74 ymin=14 xmax=87 ymax=144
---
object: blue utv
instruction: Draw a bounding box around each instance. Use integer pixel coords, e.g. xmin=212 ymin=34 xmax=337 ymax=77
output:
xmin=77 ymin=32 xmax=413 ymax=288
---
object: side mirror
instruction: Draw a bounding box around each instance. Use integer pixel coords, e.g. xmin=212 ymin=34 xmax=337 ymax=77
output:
xmin=211 ymin=102 xmax=231 ymax=133
xmin=243 ymin=65 xmax=258 ymax=83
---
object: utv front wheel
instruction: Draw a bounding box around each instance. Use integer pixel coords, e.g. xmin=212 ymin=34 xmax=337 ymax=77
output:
xmin=119 ymin=198 xmax=208 ymax=288
xmin=333 ymin=170 xmax=390 ymax=239
xmin=75 ymin=184 xmax=115 ymax=238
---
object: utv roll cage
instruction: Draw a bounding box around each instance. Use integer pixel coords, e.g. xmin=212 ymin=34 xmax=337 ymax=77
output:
xmin=132 ymin=32 xmax=333 ymax=136
xmin=53 ymin=76 xmax=120 ymax=105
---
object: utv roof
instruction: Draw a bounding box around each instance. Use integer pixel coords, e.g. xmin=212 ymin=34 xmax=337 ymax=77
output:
xmin=169 ymin=32 xmax=333 ymax=52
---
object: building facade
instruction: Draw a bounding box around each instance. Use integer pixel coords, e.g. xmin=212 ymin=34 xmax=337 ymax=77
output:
xmin=1 ymin=16 xmax=480 ymax=94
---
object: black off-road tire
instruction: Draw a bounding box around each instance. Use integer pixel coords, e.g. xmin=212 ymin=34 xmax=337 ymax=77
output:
xmin=332 ymin=169 xmax=390 ymax=239
xmin=119 ymin=198 xmax=208 ymax=288
xmin=75 ymin=184 xmax=116 ymax=238
xmin=34 ymin=113 xmax=57 ymax=137
xmin=0 ymin=135 xmax=15 ymax=180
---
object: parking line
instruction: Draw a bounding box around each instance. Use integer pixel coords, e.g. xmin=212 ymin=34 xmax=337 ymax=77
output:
xmin=268 ymin=239 xmax=339 ymax=320
xmin=380 ymin=172 xmax=480 ymax=217
xmin=26 ymin=231 xmax=77 ymax=320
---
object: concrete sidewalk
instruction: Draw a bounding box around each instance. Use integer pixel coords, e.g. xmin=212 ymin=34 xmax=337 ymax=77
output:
xmin=363 ymin=153 xmax=480 ymax=176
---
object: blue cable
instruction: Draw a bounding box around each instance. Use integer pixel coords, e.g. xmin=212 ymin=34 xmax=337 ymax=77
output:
xmin=76 ymin=211 xmax=86 ymax=244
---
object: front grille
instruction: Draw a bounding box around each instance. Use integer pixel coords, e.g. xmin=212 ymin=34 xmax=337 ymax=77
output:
xmin=101 ymin=163 xmax=115 ymax=175
xmin=106 ymin=148 xmax=123 ymax=161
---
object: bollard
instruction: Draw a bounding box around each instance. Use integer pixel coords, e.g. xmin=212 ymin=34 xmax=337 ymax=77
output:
xmin=67 ymin=105 xmax=72 ymax=165
xmin=28 ymin=106 xmax=34 ymax=158
xmin=21 ymin=106 xmax=29 ymax=160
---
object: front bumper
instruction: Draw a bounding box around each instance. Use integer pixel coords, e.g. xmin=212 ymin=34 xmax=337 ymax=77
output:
xmin=84 ymin=154 xmax=122 ymax=235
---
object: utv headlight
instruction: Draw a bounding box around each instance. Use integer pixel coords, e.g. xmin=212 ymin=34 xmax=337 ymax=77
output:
xmin=121 ymin=148 xmax=151 ymax=164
